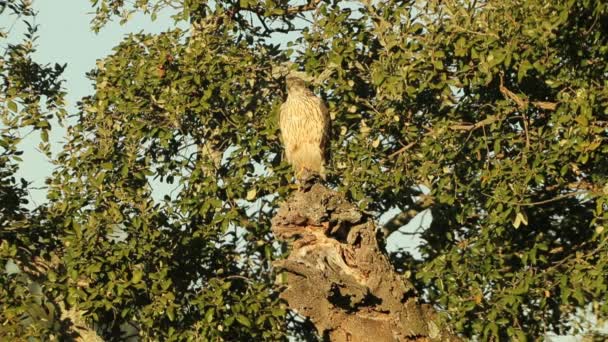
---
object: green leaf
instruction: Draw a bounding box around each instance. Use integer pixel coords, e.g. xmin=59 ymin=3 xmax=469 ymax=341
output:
xmin=236 ymin=314 xmax=251 ymax=328
xmin=132 ymin=269 xmax=143 ymax=284
xmin=7 ymin=101 xmax=18 ymax=112
xmin=205 ymin=307 xmax=215 ymax=323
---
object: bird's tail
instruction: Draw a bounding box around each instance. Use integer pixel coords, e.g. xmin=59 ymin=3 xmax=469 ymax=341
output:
xmin=294 ymin=143 xmax=326 ymax=181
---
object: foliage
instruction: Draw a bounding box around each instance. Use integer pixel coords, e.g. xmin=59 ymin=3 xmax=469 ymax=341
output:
xmin=2 ymin=0 xmax=608 ymax=340
xmin=0 ymin=0 xmax=68 ymax=339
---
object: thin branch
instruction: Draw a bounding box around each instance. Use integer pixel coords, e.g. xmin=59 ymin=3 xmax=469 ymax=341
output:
xmin=522 ymin=111 xmax=530 ymax=149
xmin=482 ymin=190 xmax=590 ymax=207
xmin=449 ymin=114 xmax=500 ymax=131
xmin=544 ymin=236 xmax=608 ymax=277
xmin=285 ymin=0 xmax=322 ymax=15
xmin=499 ymin=73 xmax=558 ymax=111
xmin=531 ymin=101 xmax=557 ymax=110
xmin=238 ymin=0 xmax=322 ymax=17
xmin=225 ymin=275 xmax=253 ymax=283
xmin=386 ymin=141 xmax=416 ymax=159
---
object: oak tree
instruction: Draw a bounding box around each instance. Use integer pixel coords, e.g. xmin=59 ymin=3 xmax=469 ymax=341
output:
xmin=2 ymin=0 xmax=608 ymax=340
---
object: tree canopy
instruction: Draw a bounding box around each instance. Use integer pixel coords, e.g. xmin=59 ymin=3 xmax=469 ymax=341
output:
xmin=1 ymin=0 xmax=607 ymax=340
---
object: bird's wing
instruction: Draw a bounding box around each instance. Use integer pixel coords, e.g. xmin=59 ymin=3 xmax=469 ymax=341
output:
xmin=318 ymin=98 xmax=331 ymax=161
xmin=278 ymin=101 xmax=290 ymax=143
xmin=278 ymin=101 xmax=286 ymax=129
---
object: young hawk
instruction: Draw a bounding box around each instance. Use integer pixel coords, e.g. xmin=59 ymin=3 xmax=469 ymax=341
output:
xmin=279 ymin=76 xmax=330 ymax=182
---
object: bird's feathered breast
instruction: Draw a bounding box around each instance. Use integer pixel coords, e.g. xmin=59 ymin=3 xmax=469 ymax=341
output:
xmin=279 ymin=93 xmax=329 ymax=146
xmin=279 ymin=89 xmax=330 ymax=179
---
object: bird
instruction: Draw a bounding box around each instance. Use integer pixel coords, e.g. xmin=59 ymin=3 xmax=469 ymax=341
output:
xmin=279 ymin=75 xmax=331 ymax=185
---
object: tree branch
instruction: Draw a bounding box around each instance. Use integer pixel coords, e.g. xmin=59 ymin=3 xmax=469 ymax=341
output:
xmin=271 ymin=184 xmax=460 ymax=341
xmin=499 ymin=73 xmax=558 ymax=111
xmin=12 ymin=255 xmax=102 ymax=341
xmin=482 ymin=190 xmax=590 ymax=207
xmin=236 ymin=0 xmax=322 ymax=17
xmin=284 ymin=0 xmax=322 ymax=15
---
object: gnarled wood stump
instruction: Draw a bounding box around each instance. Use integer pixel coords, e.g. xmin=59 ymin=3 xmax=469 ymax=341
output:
xmin=272 ymin=184 xmax=460 ymax=342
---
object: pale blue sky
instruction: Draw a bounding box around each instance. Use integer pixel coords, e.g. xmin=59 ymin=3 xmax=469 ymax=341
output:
xmin=3 ymin=1 xmax=177 ymax=206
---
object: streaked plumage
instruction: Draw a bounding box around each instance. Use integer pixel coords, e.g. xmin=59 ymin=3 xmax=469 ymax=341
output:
xmin=279 ymin=76 xmax=330 ymax=182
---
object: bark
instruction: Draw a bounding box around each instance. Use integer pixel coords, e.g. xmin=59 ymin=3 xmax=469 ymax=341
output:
xmin=272 ymin=184 xmax=460 ymax=342
xmin=13 ymin=255 xmax=102 ymax=341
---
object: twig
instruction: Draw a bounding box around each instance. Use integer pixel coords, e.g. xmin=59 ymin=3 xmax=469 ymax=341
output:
xmin=284 ymin=0 xmax=322 ymax=15
xmin=482 ymin=190 xmax=589 ymax=207
xmin=386 ymin=141 xmax=416 ymax=159
xmin=225 ymin=275 xmax=253 ymax=283
xmin=544 ymin=236 xmax=607 ymax=275
xmin=531 ymin=101 xmax=557 ymax=110
xmin=522 ymin=111 xmax=530 ymax=149
xmin=450 ymin=114 xmax=500 ymax=131
xmin=499 ymin=73 xmax=558 ymax=111
xmin=238 ymin=0 xmax=322 ymax=17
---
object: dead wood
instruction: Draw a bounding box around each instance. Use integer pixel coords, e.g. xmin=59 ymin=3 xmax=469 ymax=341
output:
xmin=272 ymin=184 xmax=460 ymax=342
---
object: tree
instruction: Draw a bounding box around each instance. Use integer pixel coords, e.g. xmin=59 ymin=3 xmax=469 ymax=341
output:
xmin=0 ymin=0 xmax=69 ymax=338
xmin=1 ymin=0 xmax=607 ymax=340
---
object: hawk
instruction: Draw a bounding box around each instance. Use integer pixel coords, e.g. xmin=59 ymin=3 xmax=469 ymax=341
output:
xmin=279 ymin=76 xmax=330 ymax=183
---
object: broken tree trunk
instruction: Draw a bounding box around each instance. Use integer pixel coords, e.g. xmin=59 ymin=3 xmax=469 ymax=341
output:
xmin=271 ymin=184 xmax=460 ymax=342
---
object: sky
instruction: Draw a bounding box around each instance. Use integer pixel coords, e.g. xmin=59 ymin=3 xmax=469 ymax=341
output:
xmin=2 ymin=1 xmax=180 ymax=207
xmin=0 ymin=1 xmax=598 ymax=340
